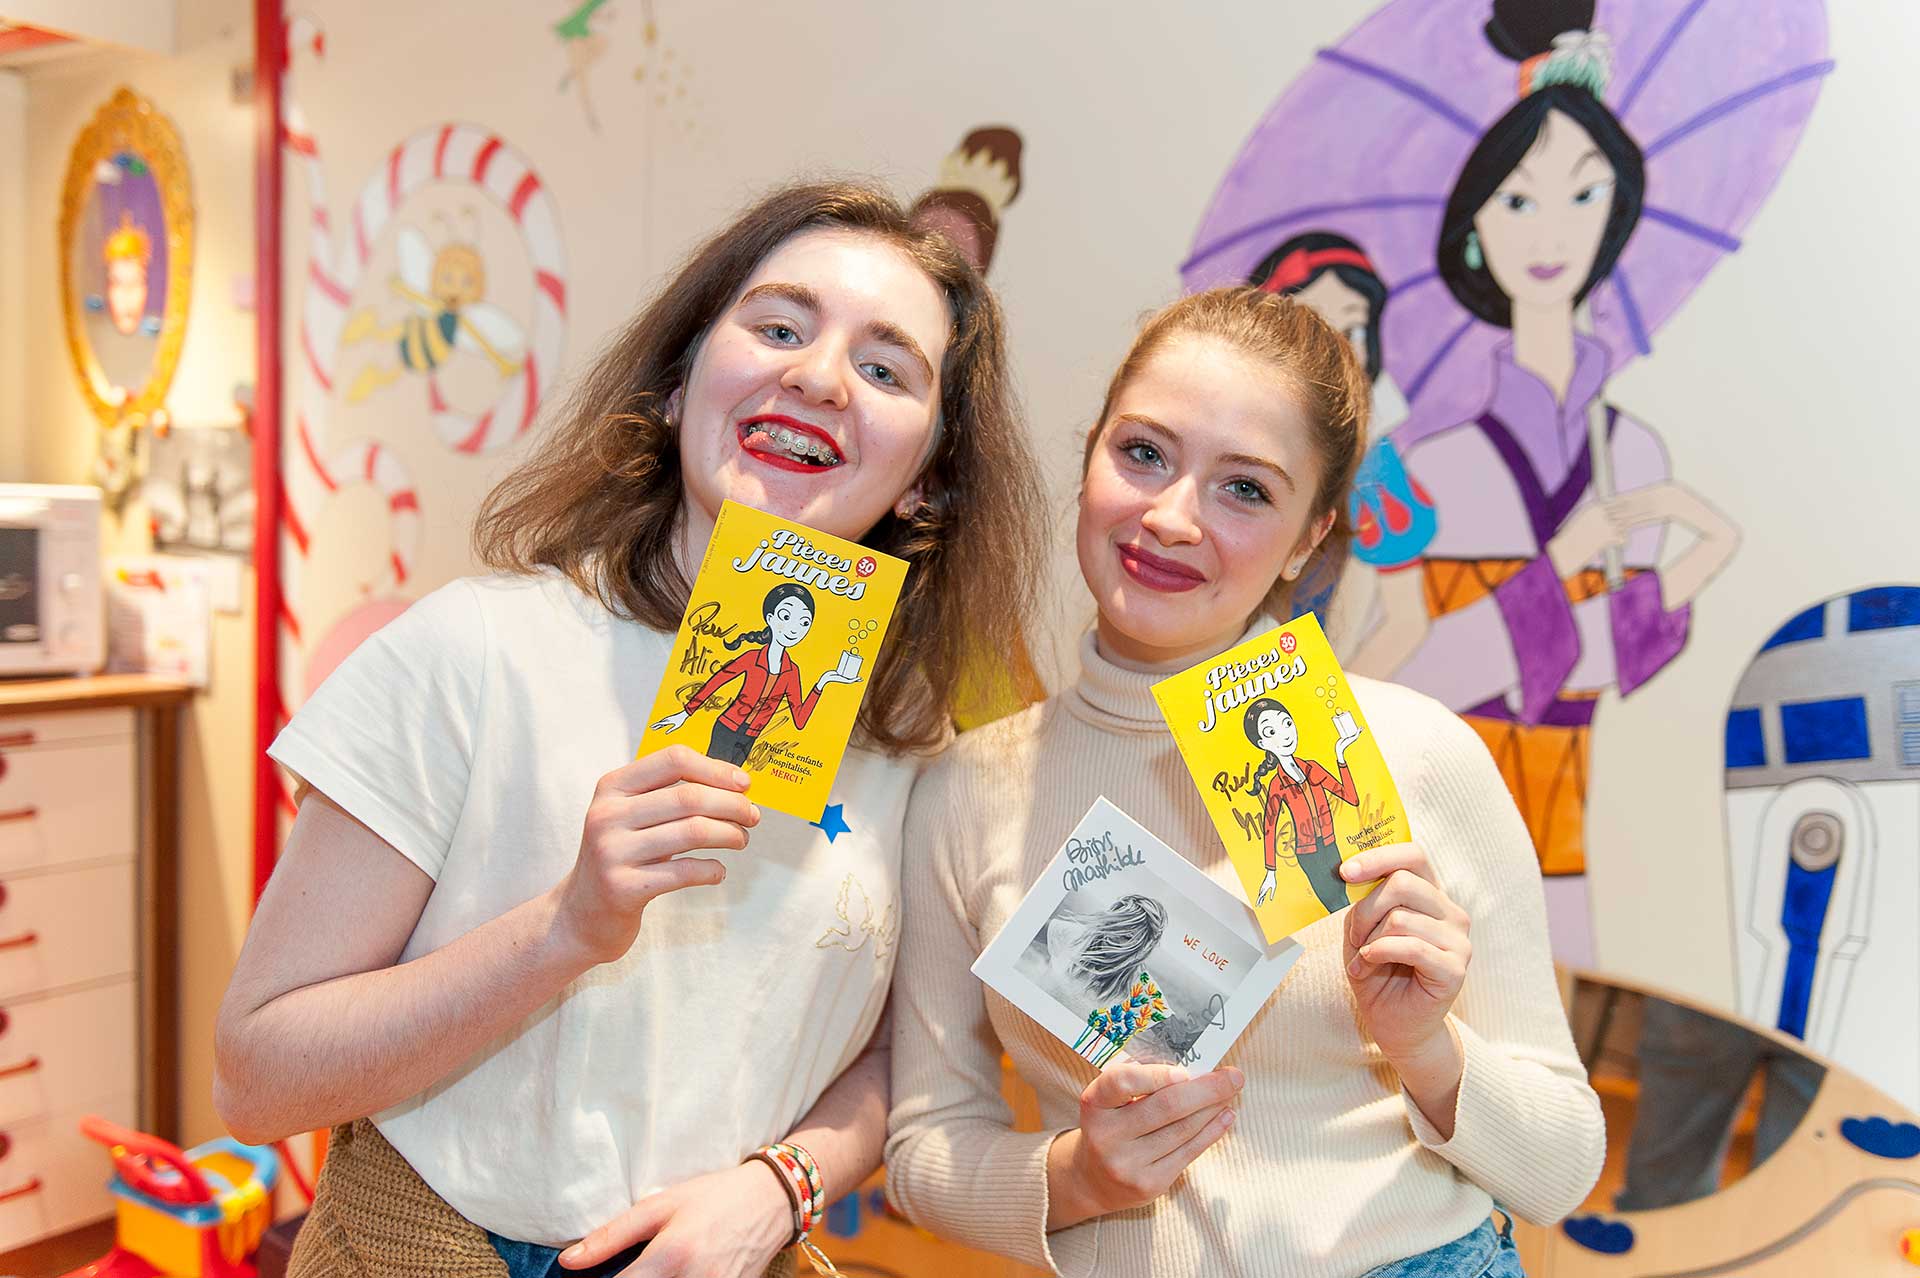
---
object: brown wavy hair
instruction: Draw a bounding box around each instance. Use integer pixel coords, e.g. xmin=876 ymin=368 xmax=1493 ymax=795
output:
xmin=1080 ymin=286 xmax=1370 ymax=618
xmin=475 ymin=181 xmax=1045 ymax=755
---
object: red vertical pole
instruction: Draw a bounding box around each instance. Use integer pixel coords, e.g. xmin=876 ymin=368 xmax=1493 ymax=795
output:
xmin=250 ymin=0 xmax=285 ymax=906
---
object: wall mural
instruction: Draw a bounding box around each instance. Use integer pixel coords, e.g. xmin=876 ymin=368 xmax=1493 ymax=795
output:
xmin=1724 ymin=586 xmax=1920 ymax=1112
xmin=1185 ymin=0 xmax=1832 ymax=966
xmin=271 ymin=12 xmax=571 ymax=817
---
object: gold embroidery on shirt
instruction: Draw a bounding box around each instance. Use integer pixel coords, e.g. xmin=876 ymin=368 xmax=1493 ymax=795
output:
xmin=816 ymin=873 xmax=898 ymax=962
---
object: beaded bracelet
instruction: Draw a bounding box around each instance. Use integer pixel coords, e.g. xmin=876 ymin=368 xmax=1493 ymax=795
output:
xmin=748 ymin=1141 xmax=841 ymax=1276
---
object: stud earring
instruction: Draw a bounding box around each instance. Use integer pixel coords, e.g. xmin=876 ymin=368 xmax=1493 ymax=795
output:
xmin=1464 ymin=230 xmax=1484 ymax=271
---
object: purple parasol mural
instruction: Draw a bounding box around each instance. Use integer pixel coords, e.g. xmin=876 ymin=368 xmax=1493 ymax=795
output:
xmin=1183 ymin=0 xmax=1832 ymax=449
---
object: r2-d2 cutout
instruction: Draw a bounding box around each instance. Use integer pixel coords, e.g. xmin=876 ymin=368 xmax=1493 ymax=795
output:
xmin=1724 ymin=586 xmax=1920 ymax=1110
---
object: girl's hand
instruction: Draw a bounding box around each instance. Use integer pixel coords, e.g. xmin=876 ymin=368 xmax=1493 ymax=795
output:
xmin=550 ymin=746 xmax=759 ymax=968
xmin=1333 ymin=721 xmax=1363 ymax=763
xmin=558 ymin=1161 xmax=791 ymax=1277
xmin=649 ymin=709 xmax=690 ymax=734
xmin=1256 ymin=868 xmax=1278 ymax=907
xmin=1045 ymin=1060 xmax=1243 ymax=1231
xmin=1339 ymin=842 xmax=1471 ymax=1066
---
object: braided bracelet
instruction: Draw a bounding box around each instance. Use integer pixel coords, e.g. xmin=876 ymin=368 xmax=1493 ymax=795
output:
xmin=749 ymin=1141 xmax=841 ymax=1276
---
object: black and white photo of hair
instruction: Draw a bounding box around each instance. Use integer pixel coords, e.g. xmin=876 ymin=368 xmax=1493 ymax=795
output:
xmin=1014 ymin=866 xmax=1260 ymax=1066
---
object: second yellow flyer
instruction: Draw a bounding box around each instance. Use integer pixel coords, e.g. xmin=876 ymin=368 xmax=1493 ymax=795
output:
xmin=1152 ymin=613 xmax=1411 ymax=943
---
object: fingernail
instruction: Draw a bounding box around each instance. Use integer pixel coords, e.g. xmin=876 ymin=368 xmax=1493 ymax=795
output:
xmin=1225 ymin=1066 xmax=1245 ymax=1090
xmin=559 ymin=1247 xmax=582 ymax=1265
xmin=1221 ymin=1109 xmax=1236 ymax=1128
xmin=750 ymin=803 xmax=762 ymax=823
xmin=733 ymin=768 xmax=751 ymax=787
xmin=1168 ymin=1066 xmax=1190 ymax=1085
xmin=1339 ymin=860 xmax=1360 ymax=881
xmin=1348 ymin=955 xmax=1366 ymax=977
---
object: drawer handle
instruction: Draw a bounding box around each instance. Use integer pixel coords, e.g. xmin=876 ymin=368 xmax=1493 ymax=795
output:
xmin=0 ymin=732 xmax=33 ymax=750
xmin=0 ymin=1176 xmax=41 ymax=1204
xmin=0 ymin=1057 xmax=37 ymax=1080
xmin=0 ymin=808 xmax=36 ymax=825
xmin=0 ymin=933 xmax=35 ymax=953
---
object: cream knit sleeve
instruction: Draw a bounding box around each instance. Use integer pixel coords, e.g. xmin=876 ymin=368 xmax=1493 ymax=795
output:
xmin=884 ymin=747 xmax=1094 ymax=1276
xmin=1396 ymin=700 xmax=1607 ymax=1224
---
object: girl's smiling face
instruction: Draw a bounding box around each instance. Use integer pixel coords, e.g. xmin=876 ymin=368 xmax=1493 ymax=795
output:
xmin=675 ymin=228 xmax=951 ymax=550
xmin=1077 ymin=333 xmax=1334 ymax=670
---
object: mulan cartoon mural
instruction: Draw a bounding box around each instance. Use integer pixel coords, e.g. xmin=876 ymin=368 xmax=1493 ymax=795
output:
xmin=1186 ymin=0 xmax=1830 ymax=964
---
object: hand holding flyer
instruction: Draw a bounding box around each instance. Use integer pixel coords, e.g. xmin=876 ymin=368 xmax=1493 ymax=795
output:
xmin=1152 ymin=613 xmax=1411 ymax=943
xmin=637 ymin=500 xmax=907 ymax=822
xmin=972 ymin=798 xmax=1302 ymax=1074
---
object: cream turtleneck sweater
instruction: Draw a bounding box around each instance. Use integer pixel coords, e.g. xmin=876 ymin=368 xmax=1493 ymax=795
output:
xmin=885 ymin=628 xmax=1604 ymax=1276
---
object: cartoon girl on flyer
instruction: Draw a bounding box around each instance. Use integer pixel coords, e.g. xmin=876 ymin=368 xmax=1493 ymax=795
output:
xmin=649 ymin=583 xmax=862 ymax=766
xmin=1243 ymin=698 xmax=1363 ymax=913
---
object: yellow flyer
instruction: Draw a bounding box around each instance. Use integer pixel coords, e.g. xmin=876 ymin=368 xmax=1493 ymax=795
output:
xmin=1151 ymin=613 xmax=1410 ymax=943
xmin=638 ymin=500 xmax=908 ymax=822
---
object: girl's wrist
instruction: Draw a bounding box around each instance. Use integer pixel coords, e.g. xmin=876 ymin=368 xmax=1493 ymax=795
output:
xmin=1389 ymin=1023 xmax=1464 ymax=1109
xmin=740 ymin=1157 xmax=800 ymax=1252
xmin=1044 ymin=1129 xmax=1097 ymax=1231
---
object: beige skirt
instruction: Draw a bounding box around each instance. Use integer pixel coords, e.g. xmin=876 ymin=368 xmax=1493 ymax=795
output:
xmin=288 ymin=1118 xmax=794 ymax=1278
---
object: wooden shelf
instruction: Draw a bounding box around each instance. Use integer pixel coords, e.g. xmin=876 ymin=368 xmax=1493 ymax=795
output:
xmin=0 ymin=674 xmax=193 ymax=716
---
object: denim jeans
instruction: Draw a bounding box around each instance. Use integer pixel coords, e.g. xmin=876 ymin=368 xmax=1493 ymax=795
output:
xmin=486 ymin=1231 xmax=645 ymax=1278
xmin=1359 ymin=1212 xmax=1523 ymax=1278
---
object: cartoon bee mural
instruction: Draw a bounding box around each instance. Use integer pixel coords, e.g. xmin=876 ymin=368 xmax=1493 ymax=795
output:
xmin=342 ymin=212 xmax=526 ymax=403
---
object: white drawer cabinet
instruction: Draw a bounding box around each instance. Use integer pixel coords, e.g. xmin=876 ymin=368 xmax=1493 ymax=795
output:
xmin=0 ymin=981 xmax=139 ymax=1128
xmin=0 ymin=677 xmax=189 ymax=1262
xmin=0 ymin=1093 xmax=140 ymax=1246
xmin=0 ymin=727 xmax=136 ymax=876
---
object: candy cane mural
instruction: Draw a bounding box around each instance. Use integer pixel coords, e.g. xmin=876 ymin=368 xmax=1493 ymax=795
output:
xmin=265 ymin=13 xmax=569 ymax=829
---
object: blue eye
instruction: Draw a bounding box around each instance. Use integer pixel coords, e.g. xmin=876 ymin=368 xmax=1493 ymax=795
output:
xmin=863 ymin=362 xmax=899 ymax=386
xmin=1225 ymin=478 xmax=1272 ymax=506
xmin=1120 ymin=440 xmax=1164 ymax=467
xmin=760 ymin=323 xmax=801 ymax=344
xmin=1572 ymin=180 xmax=1614 ymax=207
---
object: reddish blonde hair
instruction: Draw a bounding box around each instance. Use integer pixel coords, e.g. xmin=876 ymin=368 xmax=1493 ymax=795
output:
xmin=1082 ymin=286 xmax=1371 ymax=615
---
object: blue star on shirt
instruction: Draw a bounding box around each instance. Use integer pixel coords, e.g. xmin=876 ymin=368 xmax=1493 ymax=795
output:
xmin=812 ymin=803 xmax=852 ymax=843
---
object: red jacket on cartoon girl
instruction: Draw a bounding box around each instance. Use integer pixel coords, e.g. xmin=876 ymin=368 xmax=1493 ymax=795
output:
xmin=1243 ymin=696 xmax=1364 ymax=911
xmin=649 ymin=583 xmax=861 ymax=768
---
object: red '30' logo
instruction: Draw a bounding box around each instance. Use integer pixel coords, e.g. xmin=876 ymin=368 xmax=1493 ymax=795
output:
xmin=855 ymin=556 xmax=876 ymax=579
xmin=1278 ymin=632 xmax=1297 ymax=654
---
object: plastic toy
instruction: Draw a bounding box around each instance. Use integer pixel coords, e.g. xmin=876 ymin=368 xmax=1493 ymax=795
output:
xmin=60 ymin=1116 xmax=279 ymax=1278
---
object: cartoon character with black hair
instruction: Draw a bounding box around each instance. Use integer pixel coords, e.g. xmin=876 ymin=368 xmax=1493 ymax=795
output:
xmin=1245 ymin=698 xmax=1362 ymax=913
xmin=649 ymin=583 xmax=862 ymax=766
xmin=1249 ymin=231 xmax=1436 ymax=635
xmin=1373 ymin=0 xmax=1738 ymax=890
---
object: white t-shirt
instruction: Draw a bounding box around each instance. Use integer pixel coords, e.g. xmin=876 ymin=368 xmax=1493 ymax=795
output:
xmin=269 ymin=571 xmax=914 ymax=1244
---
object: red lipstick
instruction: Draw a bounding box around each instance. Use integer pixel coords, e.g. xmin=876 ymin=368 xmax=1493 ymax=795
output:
xmin=1117 ymin=543 xmax=1207 ymax=593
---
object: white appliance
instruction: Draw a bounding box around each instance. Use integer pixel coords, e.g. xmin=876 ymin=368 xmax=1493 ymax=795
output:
xmin=0 ymin=484 xmax=105 ymax=676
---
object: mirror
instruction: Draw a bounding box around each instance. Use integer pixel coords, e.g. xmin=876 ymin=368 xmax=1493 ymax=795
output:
xmin=59 ymin=86 xmax=194 ymax=436
xmin=1565 ymin=971 xmax=1827 ymax=1213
